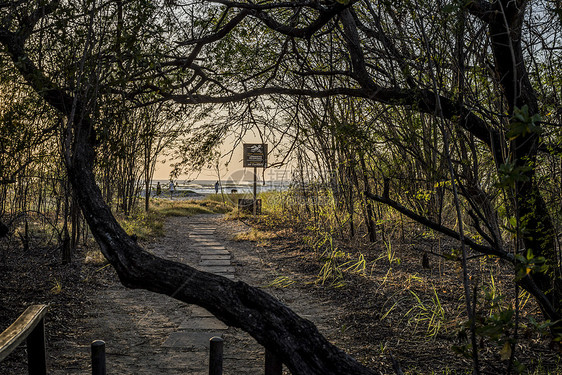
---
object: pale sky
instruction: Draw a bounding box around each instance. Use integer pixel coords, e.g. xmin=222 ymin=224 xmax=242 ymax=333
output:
xmin=153 ymin=133 xmax=295 ymax=183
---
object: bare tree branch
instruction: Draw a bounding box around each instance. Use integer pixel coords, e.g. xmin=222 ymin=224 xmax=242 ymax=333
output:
xmin=364 ymin=190 xmax=513 ymax=262
xmin=0 ymin=6 xmax=380 ymax=374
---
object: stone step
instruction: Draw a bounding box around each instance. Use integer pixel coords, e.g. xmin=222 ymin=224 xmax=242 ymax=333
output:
xmin=201 ymin=254 xmax=231 ymax=260
xmin=192 ymin=241 xmax=223 ymax=245
xmin=162 ymin=332 xmax=223 ymax=349
xmin=191 ymin=306 xmax=214 ymax=317
xmin=193 ymin=244 xmax=224 ymax=249
xmin=198 ymin=266 xmax=236 ymax=273
xmin=192 ymin=243 xmax=225 ymax=249
xmin=198 ymin=249 xmax=230 ymax=255
xmin=199 ymin=259 xmax=231 ymax=266
xmin=179 ymin=317 xmax=228 ymax=330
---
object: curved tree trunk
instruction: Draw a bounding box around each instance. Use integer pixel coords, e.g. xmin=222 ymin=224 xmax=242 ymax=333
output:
xmin=0 ymin=18 xmax=379 ymax=375
xmin=67 ymin=125 xmax=378 ymax=375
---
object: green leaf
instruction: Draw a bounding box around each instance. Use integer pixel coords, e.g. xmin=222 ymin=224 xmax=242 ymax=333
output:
xmin=506 ymin=105 xmax=543 ymax=140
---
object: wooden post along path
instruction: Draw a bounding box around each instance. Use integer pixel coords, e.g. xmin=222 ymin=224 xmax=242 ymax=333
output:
xmin=265 ymin=349 xmax=282 ymax=375
xmin=209 ymin=336 xmax=224 ymax=375
xmin=91 ymin=340 xmax=106 ymax=375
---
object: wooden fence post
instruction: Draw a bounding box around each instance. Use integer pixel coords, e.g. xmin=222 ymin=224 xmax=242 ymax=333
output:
xmin=26 ymin=316 xmax=46 ymax=375
xmin=209 ymin=336 xmax=224 ymax=375
xmin=91 ymin=340 xmax=106 ymax=375
xmin=265 ymin=349 xmax=282 ymax=375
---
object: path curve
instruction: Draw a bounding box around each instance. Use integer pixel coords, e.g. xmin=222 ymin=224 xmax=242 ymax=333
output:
xmin=50 ymin=214 xmax=342 ymax=374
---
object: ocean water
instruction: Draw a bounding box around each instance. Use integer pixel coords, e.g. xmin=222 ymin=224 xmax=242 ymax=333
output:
xmin=151 ymin=179 xmax=290 ymax=196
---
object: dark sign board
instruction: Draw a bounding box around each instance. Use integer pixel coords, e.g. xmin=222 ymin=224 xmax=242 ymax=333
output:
xmin=243 ymin=144 xmax=268 ymax=168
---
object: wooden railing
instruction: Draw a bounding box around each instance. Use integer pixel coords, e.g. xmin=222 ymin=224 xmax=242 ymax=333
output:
xmin=209 ymin=336 xmax=282 ymax=375
xmin=90 ymin=336 xmax=282 ymax=375
xmin=1 ymin=306 xmax=282 ymax=375
xmin=0 ymin=304 xmax=48 ymax=375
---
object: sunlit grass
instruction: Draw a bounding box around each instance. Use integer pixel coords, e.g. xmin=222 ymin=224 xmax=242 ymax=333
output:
xmin=50 ymin=278 xmax=62 ymax=295
xmin=151 ymin=198 xmax=231 ymax=216
xmin=232 ymin=228 xmax=277 ymax=244
xmin=84 ymin=248 xmax=107 ymax=265
xmin=118 ymin=210 xmax=164 ymax=240
xmin=205 ymin=192 xmax=253 ymax=206
xmin=156 ymin=204 xmax=213 ymax=217
xmin=265 ymin=276 xmax=296 ymax=288
xmin=118 ymin=198 xmax=231 ymax=240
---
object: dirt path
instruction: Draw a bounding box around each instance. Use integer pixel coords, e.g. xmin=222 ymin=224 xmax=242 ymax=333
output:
xmin=47 ymin=214 xmax=343 ymax=374
xmin=4 ymin=211 xmax=559 ymax=374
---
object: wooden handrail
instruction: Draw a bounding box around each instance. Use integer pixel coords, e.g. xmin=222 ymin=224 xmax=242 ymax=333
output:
xmin=0 ymin=304 xmax=48 ymax=373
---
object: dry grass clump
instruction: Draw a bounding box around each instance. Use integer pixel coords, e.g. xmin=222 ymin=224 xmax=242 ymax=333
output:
xmin=232 ymin=228 xmax=277 ymax=245
xmin=84 ymin=248 xmax=107 ymax=265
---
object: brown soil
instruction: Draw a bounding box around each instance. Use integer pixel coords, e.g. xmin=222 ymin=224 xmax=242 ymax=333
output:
xmin=0 ymin=213 xmax=559 ymax=374
xmin=0 ymin=214 xmax=347 ymax=374
xmin=220 ymin=214 xmax=560 ymax=374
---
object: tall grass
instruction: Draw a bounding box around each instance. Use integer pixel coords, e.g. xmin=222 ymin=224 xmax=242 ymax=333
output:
xmin=405 ymin=285 xmax=447 ymax=338
xmin=210 ymin=187 xmax=562 ymax=374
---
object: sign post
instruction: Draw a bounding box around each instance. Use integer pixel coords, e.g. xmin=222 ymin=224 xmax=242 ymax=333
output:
xmin=243 ymin=144 xmax=268 ymax=216
xmin=253 ymin=167 xmax=257 ymax=216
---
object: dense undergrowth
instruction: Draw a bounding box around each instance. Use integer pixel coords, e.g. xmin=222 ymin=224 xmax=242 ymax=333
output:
xmin=210 ymin=189 xmax=562 ymax=374
xmin=2 ymin=190 xmax=562 ymax=374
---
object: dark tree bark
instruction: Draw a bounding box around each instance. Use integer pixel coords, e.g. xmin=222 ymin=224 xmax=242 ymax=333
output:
xmin=335 ymin=1 xmax=562 ymax=332
xmin=0 ymin=5 xmax=379 ymax=374
xmin=0 ymin=220 xmax=9 ymax=239
xmin=476 ymin=0 xmax=562 ymax=326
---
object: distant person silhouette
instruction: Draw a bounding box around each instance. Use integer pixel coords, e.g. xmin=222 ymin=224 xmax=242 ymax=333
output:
xmin=169 ymin=181 xmax=175 ymax=199
xmin=156 ymin=182 xmax=162 ymax=196
xmin=215 ymin=181 xmax=219 ymax=194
